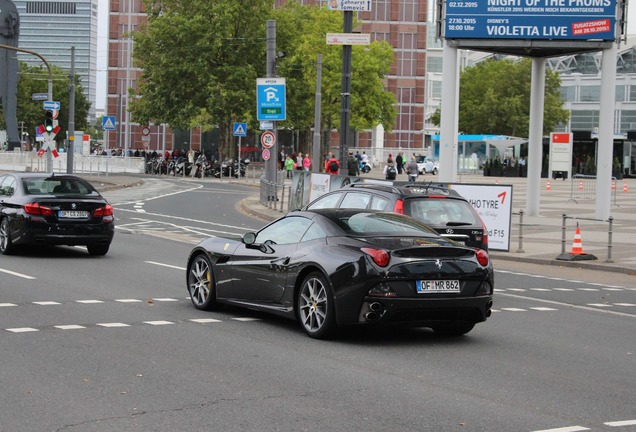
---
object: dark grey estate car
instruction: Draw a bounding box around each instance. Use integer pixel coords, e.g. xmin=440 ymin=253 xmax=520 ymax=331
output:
xmin=304 ymin=183 xmax=488 ymax=251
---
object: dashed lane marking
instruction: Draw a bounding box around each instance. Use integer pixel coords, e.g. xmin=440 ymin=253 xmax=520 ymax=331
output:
xmin=605 ymin=419 xmax=636 ymax=427
xmin=145 ymin=261 xmax=186 ymax=271
xmin=4 ymin=317 xmax=262 ymax=333
xmin=531 ymin=426 xmax=589 ymax=432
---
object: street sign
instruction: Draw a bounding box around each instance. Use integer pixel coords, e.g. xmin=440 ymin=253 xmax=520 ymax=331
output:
xmin=141 ymin=126 xmax=151 ymax=136
xmin=102 ymin=116 xmax=116 ymax=131
xmin=43 ymin=101 xmax=61 ymax=110
xmin=262 ymin=149 xmax=271 ymax=161
xmin=260 ymin=131 xmax=276 ymax=149
xmin=32 ymin=93 xmax=48 ymax=101
xmin=233 ymin=122 xmax=247 ymax=137
xmin=326 ymin=33 xmax=371 ymax=45
xmin=326 ymin=0 xmax=371 ymax=11
xmin=257 ymin=78 xmax=286 ymax=121
xmin=259 ymin=121 xmax=273 ymax=130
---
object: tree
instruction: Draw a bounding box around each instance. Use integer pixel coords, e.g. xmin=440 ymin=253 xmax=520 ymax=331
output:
xmin=2 ymin=62 xmax=91 ymax=148
xmin=431 ymin=58 xmax=569 ymax=136
xmin=130 ymin=1 xmax=397 ymax=157
xmin=130 ymin=0 xmax=272 ymax=159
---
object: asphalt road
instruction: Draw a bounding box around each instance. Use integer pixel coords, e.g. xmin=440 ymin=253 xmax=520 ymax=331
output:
xmin=0 ymin=178 xmax=634 ymax=432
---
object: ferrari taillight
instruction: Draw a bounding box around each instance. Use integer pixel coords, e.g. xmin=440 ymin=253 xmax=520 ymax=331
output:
xmin=93 ymin=204 xmax=113 ymax=217
xmin=481 ymin=221 xmax=488 ymax=249
xmin=393 ymin=199 xmax=404 ymax=214
xmin=362 ymin=248 xmax=390 ymax=267
xmin=24 ymin=202 xmax=53 ymax=216
xmin=475 ymin=249 xmax=489 ymax=267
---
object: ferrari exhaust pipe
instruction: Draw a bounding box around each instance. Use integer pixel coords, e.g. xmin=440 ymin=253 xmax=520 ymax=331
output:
xmin=369 ymin=302 xmax=382 ymax=312
xmin=364 ymin=312 xmax=378 ymax=321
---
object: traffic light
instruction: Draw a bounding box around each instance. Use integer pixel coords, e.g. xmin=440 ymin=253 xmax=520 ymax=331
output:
xmin=44 ymin=110 xmax=54 ymax=132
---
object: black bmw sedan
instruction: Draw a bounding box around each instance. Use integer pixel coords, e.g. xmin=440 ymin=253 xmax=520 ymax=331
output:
xmin=0 ymin=172 xmax=114 ymax=256
xmin=186 ymin=209 xmax=493 ymax=339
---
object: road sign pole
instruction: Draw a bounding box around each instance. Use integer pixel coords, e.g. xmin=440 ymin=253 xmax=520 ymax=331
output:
xmin=265 ymin=20 xmax=277 ymax=193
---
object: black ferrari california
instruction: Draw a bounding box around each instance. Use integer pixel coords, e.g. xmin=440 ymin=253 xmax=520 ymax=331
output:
xmin=186 ymin=209 xmax=494 ymax=339
xmin=0 ymin=172 xmax=114 ymax=256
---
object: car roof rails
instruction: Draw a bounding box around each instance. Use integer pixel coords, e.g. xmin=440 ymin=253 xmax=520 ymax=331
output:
xmin=400 ymin=182 xmax=461 ymax=197
xmin=346 ymin=183 xmax=402 ymax=193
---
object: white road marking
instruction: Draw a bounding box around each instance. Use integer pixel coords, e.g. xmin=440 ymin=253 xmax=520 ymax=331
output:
xmin=500 ymin=308 xmax=527 ymax=312
xmin=605 ymin=420 xmax=636 ymax=427
xmin=115 ymin=299 xmax=143 ymax=303
xmin=587 ymin=303 xmax=612 ymax=307
xmin=506 ymin=288 xmax=527 ymax=292
xmin=530 ymin=307 xmax=558 ymax=311
xmin=6 ymin=327 xmax=38 ymax=333
xmin=0 ymin=267 xmax=36 ymax=280
xmin=144 ymin=321 xmax=174 ymax=326
xmin=553 ymin=288 xmax=575 ymax=291
xmin=190 ymin=318 xmax=222 ymax=323
xmin=153 ymin=298 xmax=179 ymax=302
xmin=532 ymin=427 xmax=589 ymax=432
xmin=231 ymin=317 xmax=261 ymax=322
xmin=54 ymin=325 xmax=86 ymax=330
xmin=0 ymin=303 xmax=17 ymax=307
xmin=97 ymin=323 xmax=130 ymax=328
xmin=499 ymin=293 xmax=636 ymax=318
xmin=145 ymin=261 xmax=186 ymax=271
xmin=116 ymin=208 xmax=251 ymax=232
xmin=75 ymin=300 xmax=105 ymax=304
xmin=33 ymin=301 xmax=61 ymax=306
xmin=530 ymin=288 xmax=551 ymax=291
xmin=614 ymin=303 xmax=636 ymax=307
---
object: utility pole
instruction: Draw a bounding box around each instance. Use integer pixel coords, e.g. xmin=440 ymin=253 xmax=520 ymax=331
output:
xmin=265 ymin=20 xmax=277 ymax=186
xmin=339 ymin=11 xmax=353 ymax=170
xmin=312 ymin=54 xmax=322 ymax=173
xmin=67 ymin=46 xmax=75 ymax=173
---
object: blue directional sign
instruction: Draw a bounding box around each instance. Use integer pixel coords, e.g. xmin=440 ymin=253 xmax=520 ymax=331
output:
xmin=257 ymin=78 xmax=286 ymax=121
xmin=444 ymin=1 xmax=616 ymax=41
xmin=233 ymin=122 xmax=247 ymax=137
xmin=43 ymin=101 xmax=61 ymax=110
xmin=102 ymin=116 xmax=116 ymax=131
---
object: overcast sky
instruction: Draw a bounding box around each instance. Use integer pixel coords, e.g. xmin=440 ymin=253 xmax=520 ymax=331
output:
xmin=94 ymin=1 xmax=636 ymax=112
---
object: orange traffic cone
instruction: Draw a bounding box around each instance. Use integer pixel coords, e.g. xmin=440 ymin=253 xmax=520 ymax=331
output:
xmin=556 ymin=224 xmax=597 ymax=261
xmin=623 ymin=181 xmax=628 ymax=193
xmin=578 ymin=180 xmax=583 ymax=191
xmin=570 ymin=226 xmax=584 ymax=255
xmin=612 ymin=179 xmax=616 ymax=191
xmin=495 ymin=178 xmax=499 ymax=184
xmin=546 ymin=180 xmax=551 ymax=191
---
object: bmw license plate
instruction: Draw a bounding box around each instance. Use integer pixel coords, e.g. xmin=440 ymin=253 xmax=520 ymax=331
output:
xmin=58 ymin=210 xmax=89 ymax=219
xmin=416 ymin=280 xmax=460 ymax=293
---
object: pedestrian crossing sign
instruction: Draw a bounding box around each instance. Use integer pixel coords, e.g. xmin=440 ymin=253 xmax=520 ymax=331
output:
xmin=102 ymin=116 xmax=116 ymax=131
xmin=233 ymin=122 xmax=247 ymax=137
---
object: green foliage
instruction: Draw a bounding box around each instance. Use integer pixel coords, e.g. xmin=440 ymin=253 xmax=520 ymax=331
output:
xmin=432 ymin=58 xmax=569 ymax=137
xmin=1 ymin=62 xmax=90 ymax=146
xmin=131 ymin=1 xmax=397 ymax=157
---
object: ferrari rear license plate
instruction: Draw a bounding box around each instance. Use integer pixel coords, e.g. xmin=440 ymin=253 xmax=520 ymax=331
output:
xmin=58 ymin=210 xmax=89 ymax=219
xmin=416 ymin=280 xmax=460 ymax=293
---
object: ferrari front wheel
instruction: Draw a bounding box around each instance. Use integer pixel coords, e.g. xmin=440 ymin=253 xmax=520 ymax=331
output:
xmin=187 ymin=253 xmax=219 ymax=311
xmin=297 ymin=272 xmax=336 ymax=339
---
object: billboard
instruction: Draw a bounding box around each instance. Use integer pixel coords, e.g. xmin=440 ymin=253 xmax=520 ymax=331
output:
xmin=444 ymin=0 xmax=617 ymax=41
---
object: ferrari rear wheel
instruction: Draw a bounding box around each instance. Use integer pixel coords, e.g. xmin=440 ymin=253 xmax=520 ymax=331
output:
xmin=298 ymin=272 xmax=336 ymax=339
xmin=432 ymin=322 xmax=475 ymax=336
xmin=187 ymin=253 xmax=219 ymax=311
xmin=0 ymin=218 xmax=15 ymax=255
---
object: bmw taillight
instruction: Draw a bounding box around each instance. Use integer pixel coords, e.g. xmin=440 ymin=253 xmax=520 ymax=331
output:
xmin=475 ymin=249 xmax=489 ymax=267
xmin=24 ymin=202 xmax=53 ymax=216
xmin=93 ymin=204 xmax=114 ymax=217
xmin=393 ymin=199 xmax=404 ymax=214
xmin=362 ymin=248 xmax=390 ymax=267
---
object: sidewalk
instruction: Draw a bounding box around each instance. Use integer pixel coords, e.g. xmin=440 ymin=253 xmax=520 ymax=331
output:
xmin=6 ymin=169 xmax=635 ymax=275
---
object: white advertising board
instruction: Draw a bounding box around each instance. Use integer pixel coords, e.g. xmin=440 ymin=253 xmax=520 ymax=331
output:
xmin=309 ymin=174 xmax=332 ymax=203
xmin=450 ymin=183 xmax=513 ymax=252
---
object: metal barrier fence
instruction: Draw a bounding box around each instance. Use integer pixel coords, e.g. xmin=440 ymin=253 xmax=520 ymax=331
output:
xmin=0 ymin=152 xmax=145 ymax=174
xmin=259 ymin=172 xmax=290 ymax=213
xmin=569 ymin=174 xmax=617 ymax=205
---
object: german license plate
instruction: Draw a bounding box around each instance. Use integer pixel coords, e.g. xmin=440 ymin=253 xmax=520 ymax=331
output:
xmin=58 ymin=210 xmax=89 ymax=219
xmin=416 ymin=280 xmax=460 ymax=293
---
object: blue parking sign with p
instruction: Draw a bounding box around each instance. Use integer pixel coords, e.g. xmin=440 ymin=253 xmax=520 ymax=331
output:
xmin=233 ymin=122 xmax=247 ymax=137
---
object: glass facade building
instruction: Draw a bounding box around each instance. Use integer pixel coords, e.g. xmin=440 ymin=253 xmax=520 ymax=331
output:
xmin=14 ymin=0 xmax=98 ymax=120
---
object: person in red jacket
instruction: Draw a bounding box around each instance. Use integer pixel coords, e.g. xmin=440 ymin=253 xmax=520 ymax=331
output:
xmin=325 ymin=153 xmax=340 ymax=174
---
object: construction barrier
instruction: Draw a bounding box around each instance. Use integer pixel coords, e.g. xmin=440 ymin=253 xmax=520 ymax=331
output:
xmin=569 ymin=174 xmax=617 ymax=205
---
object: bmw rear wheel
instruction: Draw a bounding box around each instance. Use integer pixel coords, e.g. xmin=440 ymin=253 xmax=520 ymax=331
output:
xmin=0 ymin=218 xmax=15 ymax=255
xmin=298 ymin=272 xmax=336 ymax=339
xmin=187 ymin=253 xmax=219 ymax=311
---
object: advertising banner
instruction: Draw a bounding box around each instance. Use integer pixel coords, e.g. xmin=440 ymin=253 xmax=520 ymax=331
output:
xmin=444 ymin=0 xmax=617 ymax=41
xmin=450 ymin=183 xmax=513 ymax=251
